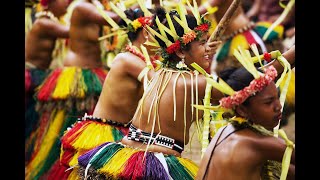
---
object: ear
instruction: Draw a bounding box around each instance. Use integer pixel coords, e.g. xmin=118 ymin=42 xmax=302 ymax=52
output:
xmin=142 ymin=28 xmax=149 ymax=39
xmin=235 ymin=104 xmax=249 ymax=119
xmin=175 ymin=49 xmax=185 ymax=60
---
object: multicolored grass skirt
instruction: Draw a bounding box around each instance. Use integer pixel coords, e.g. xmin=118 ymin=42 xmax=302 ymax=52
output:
xmin=25 ymin=67 xmax=108 ymax=180
xmin=25 ymin=68 xmax=51 ymax=165
xmin=214 ymin=21 xmax=284 ymax=74
xmin=77 ymin=142 xmax=199 ymax=180
xmin=44 ymin=115 xmax=129 ymax=180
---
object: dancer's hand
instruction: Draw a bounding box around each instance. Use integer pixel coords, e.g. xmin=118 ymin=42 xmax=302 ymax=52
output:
xmin=206 ymin=40 xmax=222 ymax=59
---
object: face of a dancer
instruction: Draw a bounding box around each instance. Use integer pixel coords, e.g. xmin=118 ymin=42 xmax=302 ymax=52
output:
xmin=184 ymin=32 xmax=210 ymax=69
xmin=243 ymin=82 xmax=282 ymax=130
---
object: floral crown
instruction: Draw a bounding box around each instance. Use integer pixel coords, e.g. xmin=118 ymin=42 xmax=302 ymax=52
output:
xmin=127 ymin=16 xmax=153 ymax=32
xmin=219 ymin=65 xmax=277 ymax=108
xmin=193 ymin=44 xmax=292 ymax=112
xmin=218 ymin=45 xmax=281 ymax=109
xmin=109 ymin=0 xmax=153 ymax=32
xmin=144 ymin=0 xmax=211 ymax=69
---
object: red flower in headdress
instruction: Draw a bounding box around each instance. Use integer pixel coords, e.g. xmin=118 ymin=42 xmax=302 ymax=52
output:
xmin=219 ymin=66 xmax=278 ymax=109
xmin=263 ymin=52 xmax=272 ymax=62
xmin=40 ymin=0 xmax=49 ymax=7
xmin=195 ymin=23 xmax=209 ymax=32
xmin=182 ymin=31 xmax=197 ymax=44
xmin=166 ymin=40 xmax=181 ymax=54
xmin=137 ymin=17 xmax=153 ymax=27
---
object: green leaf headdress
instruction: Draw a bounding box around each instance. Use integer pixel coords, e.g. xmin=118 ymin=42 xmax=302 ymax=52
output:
xmin=95 ymin=0 xmax=154 ymax=41
xmin=194 ymin=44 xmax=292 ymax=135
xmin=145 ymin=0 xmax=212 ymax=69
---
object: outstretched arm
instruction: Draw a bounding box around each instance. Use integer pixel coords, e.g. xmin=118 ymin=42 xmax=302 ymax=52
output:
xmin=72 ymin=2 xmax=120 ymax=27
xmin=264 ymin=45 xmax=295 ymax=74
xmin=245 ymin=0 xmax=262 ymax=20
xmin=37 ymin=19 xmax=69 ymax=38
xmin=282 ymin=45 xmax=295 ymax=68
xmin=198 ymin=0 xmax=224 ymax=15
xmin=253 ymin=134 xmax=295 ymax=165
xmin=206 ymin=40 xmax=222 ymax=60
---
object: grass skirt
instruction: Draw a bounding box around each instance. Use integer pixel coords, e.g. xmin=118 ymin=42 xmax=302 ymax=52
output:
xmin=25 ymin=67 xmax=108 ymax=180
xmin=77 ymin=142 xmax=199 ymax=180
xmin=25 ymin=68 xmax=51 ymax=164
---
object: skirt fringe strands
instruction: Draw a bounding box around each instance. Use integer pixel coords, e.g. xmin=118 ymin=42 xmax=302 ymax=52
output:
xmin=57 ymin=116 xmax=127 ymax=179
xmin=25 ymin=67 xmax=108 ymax=180
xmin=77 ymin=142 xmax=199 ymax=180
xmin=61 ymin=120 xmax=124 ymax=151
xmin=25 ymin=68 xmax=51 ymax=164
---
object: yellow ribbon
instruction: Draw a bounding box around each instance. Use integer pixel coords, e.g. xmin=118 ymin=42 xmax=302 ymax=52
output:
xmin=190 ymin=63 xmax=212 ymax=157
xmin=202 ymin=2 xmax=218 ymax=15
xmin=25 ymin=7 xmax=33 ymax=35
xmin=262 ymin=0 xmax=295 ymax=41
xmin=278 ymin=129 xmax=295 ymax=180
xmin=140 ymin=44 xmax=154 ymax=70
xmin=273 ymin=54 xmax=291 ymax=137
xmin=94 ymin=0 xmax=120 ymax=30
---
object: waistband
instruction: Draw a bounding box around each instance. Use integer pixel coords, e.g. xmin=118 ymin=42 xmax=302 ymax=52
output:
xmin=220 ymin=21 xmax=256 ymax=41
xmin=127 ymin=124 xmax=184 ymax=153
xmin=80 ymin=113 xmax=130 ymax=128
xmin=25 ymin=61 xmax=37 ymax=69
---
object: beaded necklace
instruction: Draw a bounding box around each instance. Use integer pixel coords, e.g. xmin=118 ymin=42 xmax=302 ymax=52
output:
xmin=220 ymin=21 xmax=255 ymax=41
xmin=125 ymin=45 xmax=159 ymax=66
xmin=35 ymin=10 xmax=59 ymax=22
xmin=125 ymin=45 xmax=146 ymax=61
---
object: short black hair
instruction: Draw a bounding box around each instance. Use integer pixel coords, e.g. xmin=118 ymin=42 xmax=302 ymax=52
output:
xmin=220 ymin=67 xmax=264 ymax=105
xmin=118 ymin=8 xmax=155 ymax=41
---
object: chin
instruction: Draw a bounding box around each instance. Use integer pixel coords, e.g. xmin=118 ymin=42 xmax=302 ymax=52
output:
xmin=201 ymin=62 xmax=210 ymax=70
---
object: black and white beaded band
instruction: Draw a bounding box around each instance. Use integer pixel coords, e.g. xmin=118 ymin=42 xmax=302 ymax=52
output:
xmin=79 ymin=113 xmax=130 ymax=127
xmin=127 ymin=124 xmax=184 ymax=153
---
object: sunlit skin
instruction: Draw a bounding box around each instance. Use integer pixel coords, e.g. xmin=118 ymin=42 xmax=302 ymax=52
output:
xmin=122 ymin=32 xmax=224 ymax=155
xmin=93 ymin=28 xmax=156 ymax=124
xmin=184 ymin=34 xmax=222 ymax=69
xmin=63 ymin=0 xmax=120 ymax=68
xmin=25 ymin=0 xmax=69 ymax=69
xmin=264 ymin=45 xmax=295 ymax=73
xmin=196 ymin=82 xmax=295 ymax=180
xmin=240 ymin=82 xmax=282 ymax=131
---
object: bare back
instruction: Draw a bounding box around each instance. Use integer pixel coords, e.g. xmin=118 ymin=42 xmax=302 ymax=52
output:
xmin=25 ymin=17 xmax=68 ymax=69
xmin=93 ymin=52 xmax=152 ymax=124
xmin=197 ymin=124 xmax=295 ymax=180
xmin=202 ymin=127 xmax=263 ymax=180
xmin=132 ymin=70 xmax=208 ymax=144
xmin=64 ymin=2 xmax=104 ymax=68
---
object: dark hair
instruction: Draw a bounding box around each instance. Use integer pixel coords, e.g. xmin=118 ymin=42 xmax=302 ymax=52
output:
xmin=25 ymin=0 xmax=39 ymax=7
xmin=151 ymin=7 xmax=198 ymax=68
xmin=220 ymin=67 xmax=263 ymax=105
xmin=152 ymin=7 xmax=197 ymax=50
xmin=118 ymin=8 xmax=154 ymax=41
